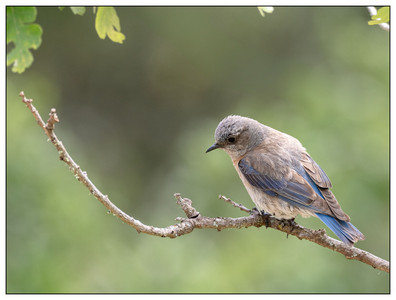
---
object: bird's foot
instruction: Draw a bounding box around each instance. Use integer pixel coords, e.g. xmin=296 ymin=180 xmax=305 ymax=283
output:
xmin=249 ymin=207 xmax=260 ymax=216
xmin=281 ymin=218 xmax=296 ymax=227
xmin=255 ymin=208 xmax=272 ymax=228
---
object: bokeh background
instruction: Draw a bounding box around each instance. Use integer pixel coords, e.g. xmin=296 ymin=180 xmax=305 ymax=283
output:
xmin=7 ymin=7 xmax=389 ymax=293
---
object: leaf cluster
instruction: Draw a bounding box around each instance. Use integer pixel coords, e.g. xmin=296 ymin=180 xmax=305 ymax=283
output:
xmin=368 ymin=7 xmax=390 ymax=25
xmin=7 ymin=6 xmax=125 ymax=74
xmin=6 ymin=7 xmax=42 ymax=74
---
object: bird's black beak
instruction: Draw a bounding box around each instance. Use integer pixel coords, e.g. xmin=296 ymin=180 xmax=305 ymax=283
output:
xmin=206 ymin=143 xmax=220 ymax=153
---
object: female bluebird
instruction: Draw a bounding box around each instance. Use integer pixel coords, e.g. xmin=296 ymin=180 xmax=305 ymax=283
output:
xmin=206 ymin=115 xmax=365 ymax=246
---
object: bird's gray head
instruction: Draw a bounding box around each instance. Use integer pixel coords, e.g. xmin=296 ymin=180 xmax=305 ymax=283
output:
xmin=206 ymin=115 xmax=266 ymax=159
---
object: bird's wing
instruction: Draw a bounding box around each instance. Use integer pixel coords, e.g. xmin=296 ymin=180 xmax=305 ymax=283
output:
xmin=300 ymin=152 xmax=332 ymax=188
xmin=238 ymin=153 xmax=320 ymax=209
xmin=238 ymin=151 xmax=350 ymax=218
xmin=300 ymin=152 xmax=350 ymax=221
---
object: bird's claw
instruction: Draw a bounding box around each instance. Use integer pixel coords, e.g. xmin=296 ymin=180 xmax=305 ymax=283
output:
xmin=281 ymin=218 xmax=296 ymax=227
xmin=257 ymin=209 xmax=272 ymax=228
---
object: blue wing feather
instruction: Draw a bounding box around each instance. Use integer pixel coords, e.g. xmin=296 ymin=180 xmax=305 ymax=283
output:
xmin=238 ymin=157 xmax=365 ymax=245
xmin=316 ymin=213 xmax=364 ymax=246
xmin=238 ymin=158 xmax=314 ymax=205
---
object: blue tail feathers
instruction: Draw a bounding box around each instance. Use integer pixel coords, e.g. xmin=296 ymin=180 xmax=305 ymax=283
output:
xmin=316 ymin=213 xmax=365 ymax=246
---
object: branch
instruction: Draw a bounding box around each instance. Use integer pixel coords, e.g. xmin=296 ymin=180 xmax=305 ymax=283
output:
xmin=19 ymin=91 xmax=389 ymax=274
xmin=367 ymin=6 xmax=390 ymax=32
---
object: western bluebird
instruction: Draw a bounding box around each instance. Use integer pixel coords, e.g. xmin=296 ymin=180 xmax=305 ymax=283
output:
xmin=206 ymin=115 xmax=365 ymax=246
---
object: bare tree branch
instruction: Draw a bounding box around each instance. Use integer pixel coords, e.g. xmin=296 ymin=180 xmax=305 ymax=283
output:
xmin=19 ymin=91 xmax=389 ymax=274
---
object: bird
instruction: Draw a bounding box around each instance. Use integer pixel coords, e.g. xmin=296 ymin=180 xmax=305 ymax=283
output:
xmin=206 ymin=115 xmax=365 ymax=246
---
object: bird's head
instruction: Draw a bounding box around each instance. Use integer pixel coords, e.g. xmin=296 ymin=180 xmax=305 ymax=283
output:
xmin=206 ymin=115 xmax=265 ymax=160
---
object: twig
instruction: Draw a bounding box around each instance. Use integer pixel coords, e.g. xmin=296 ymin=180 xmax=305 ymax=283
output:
xmin=367 ymin=6 xmax=390 ymax=32
xmin=219 ymin=194 xmax=252 ymax=213
xmin=19 ymin=91 xmax=389 ymax=273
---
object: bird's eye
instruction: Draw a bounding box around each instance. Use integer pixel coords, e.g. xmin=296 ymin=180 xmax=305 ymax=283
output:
xmin=227 ymin=137 xmax=236 ymax=143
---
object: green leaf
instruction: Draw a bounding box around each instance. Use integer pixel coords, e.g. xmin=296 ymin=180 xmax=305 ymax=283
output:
xmin=95 ymin=7 xmax=125 ymax=44
xmin=258 ymin=7 xmax=274 ymax=17
xmin=70 ymin=7 xmax=86 ymax=16
xmin=368 ymin=7 xmax=390 ymax=25
xmin=7 ymin=7 xmax=43 ymax=73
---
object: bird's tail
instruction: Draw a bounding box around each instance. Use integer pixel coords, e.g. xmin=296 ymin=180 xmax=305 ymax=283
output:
xmin=316 ymin=213 xmax=365 ymax=246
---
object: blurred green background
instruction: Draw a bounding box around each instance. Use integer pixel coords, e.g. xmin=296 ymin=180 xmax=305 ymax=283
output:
xmin=7 ymin=7 xmax=389 ymax=293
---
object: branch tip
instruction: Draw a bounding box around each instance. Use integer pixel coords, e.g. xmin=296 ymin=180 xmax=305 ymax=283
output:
xmin=46 ymin=108 xmax=60 ymax=130
xmin=19 ymin=91 xmax=32 ymax=104
xmin=174 ymin=193 xmax=199 ymax=219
